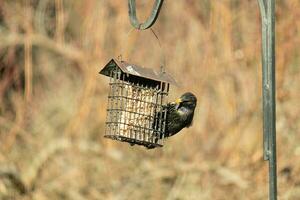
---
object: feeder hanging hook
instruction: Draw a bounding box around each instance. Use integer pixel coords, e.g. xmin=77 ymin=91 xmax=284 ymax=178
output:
xmin=128 ymin=0 xmax=164 ymax=30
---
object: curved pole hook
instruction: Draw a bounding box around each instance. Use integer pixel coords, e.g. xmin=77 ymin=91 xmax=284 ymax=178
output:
xmin=128 ymin=0 xmax=164 ymax=30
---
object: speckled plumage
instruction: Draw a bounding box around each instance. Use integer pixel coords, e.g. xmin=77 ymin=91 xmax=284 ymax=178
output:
xmin=146 ymin=92 xmax=197 ymax=149
xmin=164 ymin=92 xmax=197 ymax=138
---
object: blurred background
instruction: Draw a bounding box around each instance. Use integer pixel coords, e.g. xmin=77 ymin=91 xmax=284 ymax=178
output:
xmin=0 ymin=0 xmax=299 ymax=199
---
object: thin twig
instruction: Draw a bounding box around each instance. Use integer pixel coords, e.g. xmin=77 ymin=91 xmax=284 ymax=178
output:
xmin=0 ymin=32 xmax=85 ymax=64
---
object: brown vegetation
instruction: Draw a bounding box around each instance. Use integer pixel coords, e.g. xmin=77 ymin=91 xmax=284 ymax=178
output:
xmin=0 ymin=0 xmax=299 ymax=199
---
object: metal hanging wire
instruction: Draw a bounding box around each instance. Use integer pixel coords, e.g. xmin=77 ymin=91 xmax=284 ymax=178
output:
xmin=119 ymin=28 xmax=167 ymax=74
xmin=150 ymin=28 xmax=166 ymax=73
xmin=125 ymin=0 xmax=166 ymax=73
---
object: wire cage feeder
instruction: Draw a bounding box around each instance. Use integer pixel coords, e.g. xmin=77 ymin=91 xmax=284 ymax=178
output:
xmin=99 ymin=58 xmax=177 ymax=148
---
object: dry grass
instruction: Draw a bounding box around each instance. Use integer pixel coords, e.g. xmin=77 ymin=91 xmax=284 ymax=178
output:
xmin=0 ymin=0 xmax=299 ymax=199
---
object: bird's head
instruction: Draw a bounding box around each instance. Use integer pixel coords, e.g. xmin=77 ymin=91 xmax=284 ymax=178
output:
xmin=174 ymin=92 xmax=197 ymax=111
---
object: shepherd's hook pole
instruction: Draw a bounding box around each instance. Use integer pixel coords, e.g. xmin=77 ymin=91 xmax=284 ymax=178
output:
xmin=258 ymin=0 xmax=277 ymax=199
xmin=127 ymin=0 xmax=277 ymax=199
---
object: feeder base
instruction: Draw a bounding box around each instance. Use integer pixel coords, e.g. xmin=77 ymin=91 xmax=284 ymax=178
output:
xmin=104 ymin=135 xmax=163 ymax=148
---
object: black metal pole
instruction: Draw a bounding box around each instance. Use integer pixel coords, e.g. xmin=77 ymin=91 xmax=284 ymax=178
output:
xmin=258 ymin=0 xmax=277 ymax=199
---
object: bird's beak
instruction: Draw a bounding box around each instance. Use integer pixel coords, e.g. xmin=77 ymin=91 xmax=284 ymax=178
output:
xmin=175 ymin=98 xmax=182 ymax=110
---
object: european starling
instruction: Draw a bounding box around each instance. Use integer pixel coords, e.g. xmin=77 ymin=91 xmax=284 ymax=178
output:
xmin=164 ymin=92 xmax=197 ymax=138
xmin=146 ymin=92 xmax=197 ymax=149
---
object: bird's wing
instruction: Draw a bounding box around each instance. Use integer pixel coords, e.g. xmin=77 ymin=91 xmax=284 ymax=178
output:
xmin=185 ymin=111 xmax=195 ymax=127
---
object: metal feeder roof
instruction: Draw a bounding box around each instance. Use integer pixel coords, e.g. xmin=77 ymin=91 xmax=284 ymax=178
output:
xmin=99 ymin=58 xmax=178 ymax=86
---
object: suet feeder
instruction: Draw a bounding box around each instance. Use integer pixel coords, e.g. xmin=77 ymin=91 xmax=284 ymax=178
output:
xmin=99 ymin=58 xmax=177 ymax=148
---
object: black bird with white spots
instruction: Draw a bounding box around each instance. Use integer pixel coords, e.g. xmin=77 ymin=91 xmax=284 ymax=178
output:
xmin=164 ymin=92 xmax=197 ymax=138
xmin=147 ymin=92 xmax=197 ymax=149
